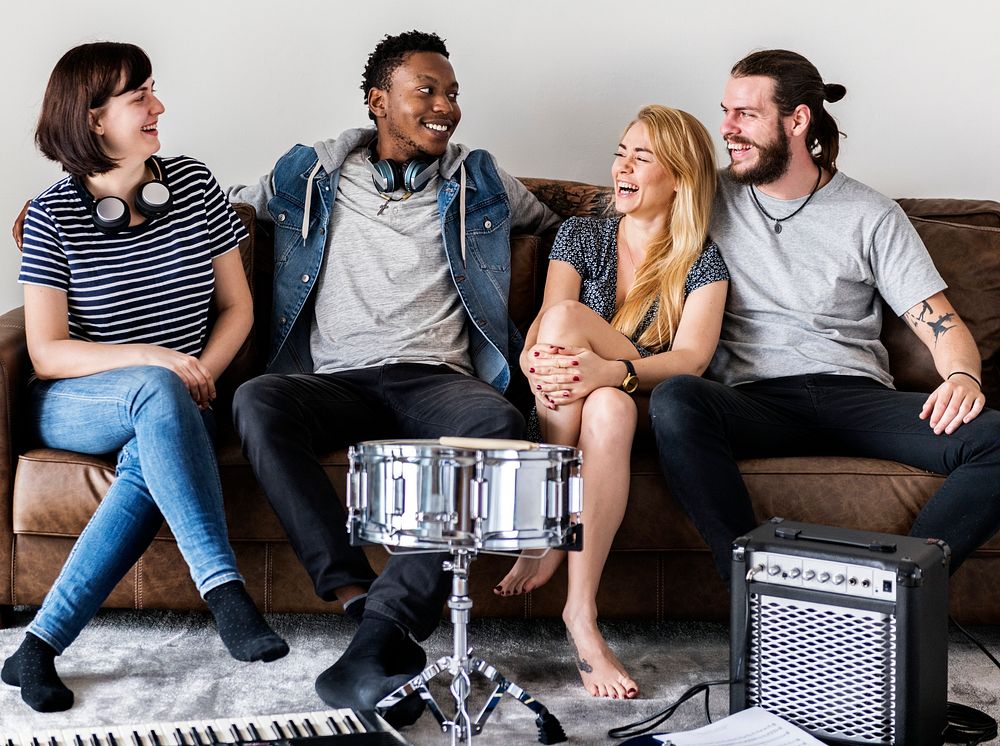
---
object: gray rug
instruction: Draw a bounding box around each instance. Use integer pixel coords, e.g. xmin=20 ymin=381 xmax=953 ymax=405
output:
xmin=1 ymin=609 xmax=999 ymax=744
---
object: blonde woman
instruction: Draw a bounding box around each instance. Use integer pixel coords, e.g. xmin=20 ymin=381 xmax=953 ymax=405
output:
xmin=494 ymin=106 xmax=728 ymax=699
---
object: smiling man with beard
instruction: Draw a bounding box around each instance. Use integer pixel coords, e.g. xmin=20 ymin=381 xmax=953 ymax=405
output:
xmin=649 ymin=49 xmax=1000 ymax=586
xmin=226 ymin=30 xmax=558 ymax=725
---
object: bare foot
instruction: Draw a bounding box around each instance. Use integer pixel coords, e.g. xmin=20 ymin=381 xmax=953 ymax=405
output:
xmin=493 ymin=549 xmax=565 ymax=596
xmin=565 ymin=612 xmax=638 ymax=699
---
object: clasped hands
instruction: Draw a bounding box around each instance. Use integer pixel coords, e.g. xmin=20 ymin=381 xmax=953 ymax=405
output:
xmin=524 ymin=343 xmax=617 ymax=411
xmin=140 ymin=345 xmax=217 ymax=410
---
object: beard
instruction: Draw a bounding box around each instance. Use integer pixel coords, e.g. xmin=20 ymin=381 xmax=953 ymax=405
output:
xmin=727 ymin=121 xmax=791 ymax=186
xmin=386 ymin=118 xmax=445 ymax=161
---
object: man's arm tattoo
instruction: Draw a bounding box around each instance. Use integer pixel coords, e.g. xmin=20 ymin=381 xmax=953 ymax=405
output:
xmin=902 ymin=300 xmax=956 ymax=346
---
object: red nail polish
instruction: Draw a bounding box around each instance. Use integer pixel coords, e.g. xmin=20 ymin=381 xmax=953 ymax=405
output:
xmin=573 ymin=375 xmax=580 ymax=382
xmin=536 ymin=384 xmax=542 ymax=390
xmin=562 ymin=391 xmax=570 ymax=397
xmin=529 ymin=367 xmax=535 ymax=373
xmin=571 ymin=360 xmax=579 ymax=366
xmin=533 ymin=351 xmax=540 ymax=357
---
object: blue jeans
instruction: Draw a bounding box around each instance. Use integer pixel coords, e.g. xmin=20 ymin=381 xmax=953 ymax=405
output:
xmin=27 ymin=366 xmax=244 ymax=653
xmin=650 ymin=374 xmax=1000 ymax=581
xmin=233 ymin=363 xmax=525 ymax=640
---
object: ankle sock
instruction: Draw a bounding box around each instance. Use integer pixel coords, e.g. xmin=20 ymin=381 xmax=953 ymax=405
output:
xmin=204 ymin=580 xmax=289 ymax=662
xmin=1 ymin=633 xmax=73 ymax=712
xmin=315 ymin=616 xmax=427 ymax=727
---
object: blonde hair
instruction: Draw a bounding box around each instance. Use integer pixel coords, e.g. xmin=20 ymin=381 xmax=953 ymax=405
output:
xmin=611 ymin=105 xmax=717 ymax=351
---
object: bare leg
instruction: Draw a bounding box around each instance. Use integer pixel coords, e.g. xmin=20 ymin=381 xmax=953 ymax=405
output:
xmin=564 ymin=388 xmax=638 ymax=698
xmin=496 ymin=301 xmax=640 ymax=691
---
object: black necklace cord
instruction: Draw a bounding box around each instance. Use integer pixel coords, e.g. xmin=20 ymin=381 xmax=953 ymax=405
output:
xmin=749 ymin=164 xmax=823 ymax=234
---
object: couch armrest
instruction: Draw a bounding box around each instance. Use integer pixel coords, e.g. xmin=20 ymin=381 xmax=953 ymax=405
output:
xmin=0 ymin=306 xmax=28 ymax=604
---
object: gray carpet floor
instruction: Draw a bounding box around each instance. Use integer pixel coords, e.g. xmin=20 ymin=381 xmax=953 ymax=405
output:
xmin=1 ymin=609 xmax=999 ymax=744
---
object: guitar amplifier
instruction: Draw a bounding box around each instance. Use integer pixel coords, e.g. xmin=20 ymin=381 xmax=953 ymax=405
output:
xmin=730 ymin=519 xmax=949 ymax=746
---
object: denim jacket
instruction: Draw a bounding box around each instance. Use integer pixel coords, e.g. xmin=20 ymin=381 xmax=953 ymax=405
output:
xmin=228 ymin=128 xmax=557 ymax=393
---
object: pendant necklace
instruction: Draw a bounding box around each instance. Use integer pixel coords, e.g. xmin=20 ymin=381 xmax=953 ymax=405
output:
xmin=749 ymin=165 xmax=822 ymax=234
xmin=618 ymin=222 xmax=641 ymax=275
xmin=376 ymin=190 xmax=412 ymax=217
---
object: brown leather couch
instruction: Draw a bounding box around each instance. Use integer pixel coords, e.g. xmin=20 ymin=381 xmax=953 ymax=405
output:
xmin=1 ymin=181 xmax=999 ymax=627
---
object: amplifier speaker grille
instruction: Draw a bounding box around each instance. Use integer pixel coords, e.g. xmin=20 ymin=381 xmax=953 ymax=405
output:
xmin=732 ymin=521 xmax=948 ymax=746
xmin=747 ymin=593 xmax=897 ymax=743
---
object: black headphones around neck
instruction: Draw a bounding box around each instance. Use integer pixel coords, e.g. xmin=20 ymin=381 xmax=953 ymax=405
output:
xmin=77 ymin=156 xmax=173 ymax=233
xmin=364 ymin=141 xmax=439 ymax=194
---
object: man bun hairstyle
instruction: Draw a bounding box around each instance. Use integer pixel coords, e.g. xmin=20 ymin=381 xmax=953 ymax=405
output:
xmin=36 ymin=42 xmax=153 ymax=177
xmin=361 ymin=30 xmax=449 ymax=122
xmin=732 ymin=49 xmax=846 ymax=173
xmin=823 ymin=83 xmax=847 ymax=103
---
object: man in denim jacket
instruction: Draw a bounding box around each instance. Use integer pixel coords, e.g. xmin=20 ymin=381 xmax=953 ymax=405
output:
xmin=227 ymin=31 xmax=558 ymax=724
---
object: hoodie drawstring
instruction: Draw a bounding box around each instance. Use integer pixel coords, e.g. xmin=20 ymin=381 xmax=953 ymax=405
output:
xmin=459 ymin=164 xmax=466 ymax=266
xmin=302 ymin=160 xmax=323 ymax=240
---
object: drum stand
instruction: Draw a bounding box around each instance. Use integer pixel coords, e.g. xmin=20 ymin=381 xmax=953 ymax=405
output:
xmin=376 ymin=548 xmax=566 ymax=745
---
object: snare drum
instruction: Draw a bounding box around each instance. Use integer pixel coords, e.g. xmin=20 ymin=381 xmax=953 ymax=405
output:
xmin=347 ymin=439 xmax=582 ymax=552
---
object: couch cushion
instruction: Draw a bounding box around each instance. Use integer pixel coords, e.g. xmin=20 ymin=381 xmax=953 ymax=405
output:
xmin=896 ymin=198 xmax=1000 ymax=229
xmin=13 ymin=436 xmax=299 ymax=542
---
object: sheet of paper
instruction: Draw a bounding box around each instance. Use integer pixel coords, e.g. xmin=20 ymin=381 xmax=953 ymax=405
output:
xmin=652 ymin=707 xmax=825 ymax=745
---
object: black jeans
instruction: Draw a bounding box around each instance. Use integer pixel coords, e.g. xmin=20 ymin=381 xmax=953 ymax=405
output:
xmin=649 ymin=374 xmax=1000 ymax=580
xmin=232 ymin=363 xmax=524 ymax=640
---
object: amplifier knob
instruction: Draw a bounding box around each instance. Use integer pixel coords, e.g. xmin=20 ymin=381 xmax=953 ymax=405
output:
xmin=818 ymin=572 xmax=831 ymax=583
xmin=788 ymin=567 xmax=802 ymax=579
xmin=768 ymin=565 xmax=782 ymax=576
xmin=803 ymin=569 xmax=816 ymax=581
xmin=833 ymin=574 xmax=845 ymax=585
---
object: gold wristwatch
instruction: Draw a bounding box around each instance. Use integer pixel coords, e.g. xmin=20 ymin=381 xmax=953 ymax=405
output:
xmin=618 ymin=359 xmax=639 ymax=394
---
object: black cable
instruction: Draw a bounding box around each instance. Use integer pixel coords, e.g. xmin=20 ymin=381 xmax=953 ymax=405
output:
xmin=943 ymin=616 xmax=999 ymax=744
xmin=607 ymin=679 xmax=729 ymax=740
xmin=609 ymin=565 xmax=760 ymax=740
xmin=943 ymin=702 xmax=997 ymax=744
xmin=951 ymin=615 xmax=1000 ymax=671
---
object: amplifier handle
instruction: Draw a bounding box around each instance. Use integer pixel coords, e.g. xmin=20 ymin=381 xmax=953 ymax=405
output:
xmin=774 ymin=526 xmax=896 ymax=553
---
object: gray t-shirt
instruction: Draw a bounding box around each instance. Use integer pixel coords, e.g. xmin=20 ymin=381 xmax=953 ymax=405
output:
xmin=708 ymin=169 xmax=946 ymax=387
xmin=310 ymin=149 xmax=471 ymax=375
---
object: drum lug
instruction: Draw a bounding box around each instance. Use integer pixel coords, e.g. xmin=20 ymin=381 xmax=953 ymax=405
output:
xmin=347 ymin=446 xmax=362 ymax=509
xmin=545 ymin=480 xmax=562 ymax=519
xmin=393 ymin=476 xmax=406 ymax=515
xmin=473 ymin=478 xmax=489 ymax=520
xmin=568 ymin=474 xmax=583 ymax=515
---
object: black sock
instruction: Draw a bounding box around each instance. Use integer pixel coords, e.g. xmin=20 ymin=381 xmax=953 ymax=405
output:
xmin=342 ymin=594 xmax=367 ymax=625
xmin=1 ymin=633 xmax=74 ymax=712
xmin=315 ymin=616 xmax=427 ymax=728
xmin=204 ymin=580 xmax=289 ymax=662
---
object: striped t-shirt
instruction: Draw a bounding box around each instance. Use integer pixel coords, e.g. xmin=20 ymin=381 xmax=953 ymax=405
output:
xmin=18 ymin=156 xmax=248 ymax=357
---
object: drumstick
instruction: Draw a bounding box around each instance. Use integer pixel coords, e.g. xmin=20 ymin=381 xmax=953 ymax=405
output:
xmin=438 ymin=436 xmax=538 ymax=451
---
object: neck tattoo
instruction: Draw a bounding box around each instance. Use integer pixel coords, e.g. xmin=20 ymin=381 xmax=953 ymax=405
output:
xmin=749 ymin=165 xmax=823 ymax=234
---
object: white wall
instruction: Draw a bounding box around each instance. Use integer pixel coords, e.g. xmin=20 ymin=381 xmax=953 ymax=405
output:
xmin=2 ymin=0 xmax=998 ymax=314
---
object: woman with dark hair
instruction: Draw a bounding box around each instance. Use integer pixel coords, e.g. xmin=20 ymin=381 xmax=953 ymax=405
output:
xmin=494 ymin=106 xmax=728 ymax=699
xmin=2 ymin=42 xmax=287 ymax=713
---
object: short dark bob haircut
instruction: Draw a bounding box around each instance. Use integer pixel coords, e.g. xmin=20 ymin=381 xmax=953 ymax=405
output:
xmin=36 ymin=42 xmax=152 ymax=178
